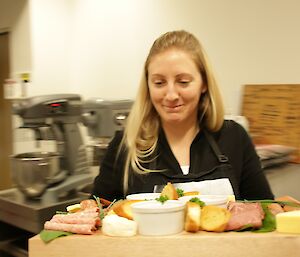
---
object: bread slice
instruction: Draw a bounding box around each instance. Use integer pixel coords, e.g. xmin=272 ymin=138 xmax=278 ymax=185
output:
xmin=200 ymin=205 xmax=231 ymax=232
xmin=160 ymin=182 xmax=179 ymax=200
xmin=185 ymin=202 xmax=201 ymax=233
xmin=112 ymin=200 xmax=142 ymax=220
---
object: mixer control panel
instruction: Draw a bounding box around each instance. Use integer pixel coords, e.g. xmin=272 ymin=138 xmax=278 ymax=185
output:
xmin=46 ymin=100 xmax=68 ymax=114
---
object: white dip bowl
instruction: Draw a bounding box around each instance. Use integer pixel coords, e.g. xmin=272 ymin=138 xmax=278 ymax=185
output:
xmin=126 ymin=193 xmax=161 ymax=201
xmin=131 ymin=200 xmax=185 ymax=236
xmin=178 ymin=194 xmax=229 ymax=208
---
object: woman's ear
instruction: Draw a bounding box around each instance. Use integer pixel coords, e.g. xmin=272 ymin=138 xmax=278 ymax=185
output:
xmin=201 ymin=84 xmax=207 ymax=94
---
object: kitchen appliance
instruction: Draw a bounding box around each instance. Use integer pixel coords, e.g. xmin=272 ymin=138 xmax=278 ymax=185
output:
xmin=11 ymin=152 xmax=61 ymax=198
xmin=9 ymin=94 xmax=94 ymax=202
xmin=0 ymin=94 xmax=94 ymax=257
xmin=82 ymin=98 xmax=133 ymax=166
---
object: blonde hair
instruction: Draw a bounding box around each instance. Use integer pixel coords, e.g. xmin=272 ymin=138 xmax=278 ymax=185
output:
xmin=121 ymin=30 xmax=224 ymax=192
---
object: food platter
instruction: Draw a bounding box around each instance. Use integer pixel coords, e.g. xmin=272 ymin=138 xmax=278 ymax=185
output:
xmin=29 ymin=181 xmax=300 ymax=257
xmin=29 ymin=230 xmax=300 ymax=257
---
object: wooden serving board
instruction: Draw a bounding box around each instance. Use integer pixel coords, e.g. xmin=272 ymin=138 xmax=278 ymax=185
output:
xmin=29 ymin=230 xmax=300 ymax=257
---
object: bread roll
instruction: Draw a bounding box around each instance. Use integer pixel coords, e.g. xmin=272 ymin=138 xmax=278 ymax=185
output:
xmin=200 ymin=205 xmax=231 ymax=232
xmin=184 ymin=202 xmax=201 ymax=233
xmin=112 ymin=200 xmax=142 ymax=220
xmin=160 ymin=182 xmax=179 ymax=200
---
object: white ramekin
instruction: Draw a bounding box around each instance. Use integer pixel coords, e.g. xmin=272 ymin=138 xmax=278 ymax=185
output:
xmin=131 ymin=200 xmax=185 ymax=236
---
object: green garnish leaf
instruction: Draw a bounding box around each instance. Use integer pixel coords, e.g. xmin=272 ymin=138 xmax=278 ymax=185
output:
xmin=40 ymin=230 xmax=73 ymax=243
xmin=236 ymin=224 xmax=255 ymax=232
xmin=156 ymin=195 xmax=169 ymax=204
xmin=56 ymin=211 xmax=68 ymax=215
xmin=240 ymin=199 xmax=300 ymax=208
xmin=189 ymin=197 xmax=205 ymax=207
xmin=253 ymin=202 xmax=276 ymax=233
xmin=93 ymin=195 xmax=105 ymax=220
xmin=176 ymin=188 xmax=185 ymax=197
xmin=106 ymin=199 xmax=117 ymax=211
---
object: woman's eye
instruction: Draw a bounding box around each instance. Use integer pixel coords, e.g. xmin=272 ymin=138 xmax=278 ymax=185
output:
xmin=179 ymin=80 xmax=190 ymax=85
xmin=153 ymin=81 xmax=165 ymax=86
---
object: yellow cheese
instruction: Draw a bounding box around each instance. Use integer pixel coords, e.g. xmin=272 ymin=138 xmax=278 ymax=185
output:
xmin=66 ymin=203 xmax=81 ymax=213
xmin=276 ymin=210 xmax=300 ymax=234
xmin=227 ymin=195 xmax=236 ymax=202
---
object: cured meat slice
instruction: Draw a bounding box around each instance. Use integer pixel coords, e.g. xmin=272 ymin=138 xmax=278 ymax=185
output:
xmin=51 ymin=214 xmax=101 ymax=226
xmin=43 ymin=201 xmax=101 ymax=234
xmin=44 ymin=221 xmax=96 ymax=235
xmin=80 ymin=199 xmax=98 ymax=210
xmin=226 ymin=202 xmax=265 ymax=231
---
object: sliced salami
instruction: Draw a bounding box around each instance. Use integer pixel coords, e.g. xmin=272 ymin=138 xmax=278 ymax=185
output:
xmin=44 ymin=221 xmax=96 ymax=235
xmin=51 ymin=214 xmax=101 ymax=226
xmin=43 ymin=200 xmax=101 ymax=235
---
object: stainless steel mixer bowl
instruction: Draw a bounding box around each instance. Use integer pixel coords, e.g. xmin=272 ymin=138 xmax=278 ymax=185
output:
xmin=10 ymin=152 xmax=63 ymax=198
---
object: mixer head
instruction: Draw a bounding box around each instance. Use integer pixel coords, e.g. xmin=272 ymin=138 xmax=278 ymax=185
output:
xmin=82 ymin=98 xmax=133 ymax=138
xmin=13 ymin=94 xmax=82 ymax=126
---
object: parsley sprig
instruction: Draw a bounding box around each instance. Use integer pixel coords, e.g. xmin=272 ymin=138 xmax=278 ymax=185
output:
xmin=176 ymin=188 xmax=185 ymax=197
xmin=189 ymin=197 xmax=205 ymax=207
xmin=155 ymin=195 xmax=169 ymax=204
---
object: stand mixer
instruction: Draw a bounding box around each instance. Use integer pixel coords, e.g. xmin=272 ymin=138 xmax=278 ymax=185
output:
xmin=0 ymin=94 xmax=94 ymax=256
xmin=0 ymin=95 xmax=133 ymax=257
xmin=10 ymin=94 xmax=93 ymax=203
xmin=82 ymin=98 xmax=133 ymax=166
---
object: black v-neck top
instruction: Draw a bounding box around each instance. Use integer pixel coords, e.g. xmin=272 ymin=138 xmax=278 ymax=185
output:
xmin=91 ymin=120 xmax=274 ymax=201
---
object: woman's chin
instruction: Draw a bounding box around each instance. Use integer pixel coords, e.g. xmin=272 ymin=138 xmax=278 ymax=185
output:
xmin=162 ymin=117 xmax=184 ymax=124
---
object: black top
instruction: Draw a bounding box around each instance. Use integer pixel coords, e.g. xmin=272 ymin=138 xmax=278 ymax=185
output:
xmin=91 ymin=120 xmax=274 ymax=201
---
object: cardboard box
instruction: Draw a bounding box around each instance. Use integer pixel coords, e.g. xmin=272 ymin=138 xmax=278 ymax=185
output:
xmin=242 ymin=84 xmax=300 ymax=163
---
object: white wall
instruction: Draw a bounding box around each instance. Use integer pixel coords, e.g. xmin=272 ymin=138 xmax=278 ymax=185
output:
xmin=0 ymin=0 xmax=32 ymax=76
xmin=28 ymin=0 xmax=74 ymax=94
xmin=3 ymin=0 xmax=300 ymax=114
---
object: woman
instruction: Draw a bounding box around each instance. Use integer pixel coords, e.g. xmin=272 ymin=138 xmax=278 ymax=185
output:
xmin=91 ymin=30 xmax=274 ymax=201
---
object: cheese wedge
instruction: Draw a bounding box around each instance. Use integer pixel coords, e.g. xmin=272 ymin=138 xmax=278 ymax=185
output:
xmin=276 ymin=210 xmax=300 ymax=234
xmin=66 ymin=203 xmax=81 ymax=213
xmin=227 ymin=194 xmax=236 ymax=202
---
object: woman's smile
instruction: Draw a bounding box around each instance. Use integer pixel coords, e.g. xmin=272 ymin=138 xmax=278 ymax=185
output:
xmin=163 ymin=104 xmax=184 ymax=112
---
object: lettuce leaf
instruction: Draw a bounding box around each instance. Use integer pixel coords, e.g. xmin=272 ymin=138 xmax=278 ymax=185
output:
xmin=253 ymin=203 xmax=276 ymax=233
xmin=39 ymin=230 xmax=73 ymax=243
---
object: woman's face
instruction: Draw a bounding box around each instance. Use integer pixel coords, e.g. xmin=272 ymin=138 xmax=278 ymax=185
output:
xmin=148 ymin=48 xmax=206 ymax=126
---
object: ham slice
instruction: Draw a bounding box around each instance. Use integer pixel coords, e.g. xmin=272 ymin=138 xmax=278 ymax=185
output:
xmin=226 ymin=202 xmax=265 ymax=231
xmin=44 ymin=221 xmax=96 ymax=235
xmin=80 ymin=199 xmax=98 ymax=210
xmin=51 ymin=214 xmax=101 ymax=226
xmin=44 ymin=201 xmax=101 ymax=235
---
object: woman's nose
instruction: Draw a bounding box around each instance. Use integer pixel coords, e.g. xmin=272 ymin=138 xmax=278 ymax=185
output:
xmin=165 ymin=83 xmax=179 ymax=100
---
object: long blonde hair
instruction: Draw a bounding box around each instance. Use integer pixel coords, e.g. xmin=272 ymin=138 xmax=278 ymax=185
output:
xmin=121 ymin=30 xmax=224 ymax=192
